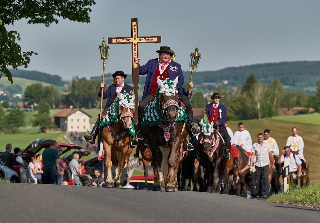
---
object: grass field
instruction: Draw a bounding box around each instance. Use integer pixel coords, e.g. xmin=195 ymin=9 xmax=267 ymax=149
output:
xmin=0 ymin=77 xmax=68 ymax=92
xmin=0 ymin=132 xmax=68 ymax=151
xmin=227 ymin=117 xmax=320 ymax=183
xmin=269 ymin=113 xmax=320 ymax=126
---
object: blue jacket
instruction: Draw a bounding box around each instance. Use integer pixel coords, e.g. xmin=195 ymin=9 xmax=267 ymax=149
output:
xmin=205 ymin=103 xmax=227 ymax=127
xmin=139 ymin=59 xmax=184 ymax=99
xmin=98 ymin=83 xmax=133 ymax=109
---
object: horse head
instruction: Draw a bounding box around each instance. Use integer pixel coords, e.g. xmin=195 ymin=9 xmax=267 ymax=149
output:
xmin=118 ymin=93 xmax=135 ymax=130
xmin=199 ymin=119 xmax=216 ymax=152
xmin=157 ymin=77 xmax=179 ymax=122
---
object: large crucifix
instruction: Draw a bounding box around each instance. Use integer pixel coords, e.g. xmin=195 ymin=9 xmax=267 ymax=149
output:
xmin=108 ymin=18 xmax=161 ymax=125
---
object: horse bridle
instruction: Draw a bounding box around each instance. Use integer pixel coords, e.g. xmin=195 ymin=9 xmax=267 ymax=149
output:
xmin=119 ymin=108 xmax=134 ymax=129
xmin=199 ymin=131 xmax=220 ymax=154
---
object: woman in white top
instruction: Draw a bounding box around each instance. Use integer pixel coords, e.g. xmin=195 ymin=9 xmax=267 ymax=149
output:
xmin=35 ymin=154 xmax=43 ymax=183
xmin=28 ymin=157 xmax=38 ymax=184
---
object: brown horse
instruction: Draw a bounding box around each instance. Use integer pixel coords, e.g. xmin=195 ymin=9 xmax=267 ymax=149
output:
xmin=100 ymin=94 xmax=135 ymax=187
xmin=291 ymin=152 xmax=309 ymax=187
xmin=141 ymin=77 xmax=187 ymax=192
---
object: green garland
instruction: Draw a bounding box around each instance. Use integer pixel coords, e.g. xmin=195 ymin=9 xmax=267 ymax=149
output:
xmin=99 ymin=96 xmax=135 ymax=137
xmin=141 ymin=88 xmax=187 ymax=126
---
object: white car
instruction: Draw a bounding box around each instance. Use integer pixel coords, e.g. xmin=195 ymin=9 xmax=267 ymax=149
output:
xmin=0 ymin=163 xmax=19 ymax=182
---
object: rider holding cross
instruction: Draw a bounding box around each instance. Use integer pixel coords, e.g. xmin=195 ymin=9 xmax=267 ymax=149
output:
xmin=134 ymin=46 xmax=197 ymax=139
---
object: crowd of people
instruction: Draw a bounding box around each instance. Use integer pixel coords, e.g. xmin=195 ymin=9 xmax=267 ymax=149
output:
xmin=226 ymin=122 xmax=305 ymax=198
xmin=0 ymin=140 xmax=105 ymax=187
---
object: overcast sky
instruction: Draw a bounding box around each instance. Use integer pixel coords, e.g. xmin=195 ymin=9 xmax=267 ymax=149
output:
xmin=8 ymin=0 xmax=320 ymax=80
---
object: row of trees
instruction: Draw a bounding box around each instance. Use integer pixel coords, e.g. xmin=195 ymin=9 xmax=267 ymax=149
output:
xmin=189 ymin=74 xmax=320 ymax=121
xmin=23 ymin=77 xmax=100 ymax=109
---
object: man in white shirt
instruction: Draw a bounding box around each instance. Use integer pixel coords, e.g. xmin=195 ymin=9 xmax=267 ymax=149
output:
xmin=264 ymin=129 xmax=280 ymax=193
xmin=250 ymin=133 xmax=275 ymax=199
xmin=278 ymin=146 xmax=302 ymax=185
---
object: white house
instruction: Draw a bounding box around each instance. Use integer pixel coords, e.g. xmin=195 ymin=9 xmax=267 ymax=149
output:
xmin=52 ymin=107 xmax=91 ymax=132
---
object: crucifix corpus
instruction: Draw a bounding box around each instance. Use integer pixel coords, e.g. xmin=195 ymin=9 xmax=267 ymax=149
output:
xmin=108 ymin=18 xmax=161 ymax=125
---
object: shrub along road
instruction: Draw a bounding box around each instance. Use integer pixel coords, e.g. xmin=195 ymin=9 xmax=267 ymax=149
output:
xmin=0 ymin=183 xmax=319 ymax=223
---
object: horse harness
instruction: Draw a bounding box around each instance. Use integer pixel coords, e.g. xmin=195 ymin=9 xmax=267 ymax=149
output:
xmin=158 ymin=122 xmax=176 ymax=147
xmin=198 ymin=130 xmax=224 ymax=160
xmin=106 ymin=125 xmax=127 ymax=148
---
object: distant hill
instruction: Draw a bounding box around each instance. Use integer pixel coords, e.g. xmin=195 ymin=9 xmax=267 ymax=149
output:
xmin=183 ymin=61 xmax=320 ymax=95
xmin=9 ymin=69 xmax=67 ymax=86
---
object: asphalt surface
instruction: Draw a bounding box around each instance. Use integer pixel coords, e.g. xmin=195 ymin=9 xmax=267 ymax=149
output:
xmin=0 ymin=183 xmax=319 ymax=223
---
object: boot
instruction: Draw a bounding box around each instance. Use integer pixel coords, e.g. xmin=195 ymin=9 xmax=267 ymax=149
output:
xmin=133 ymin=140 xmax=140 ymax=158
xmin=234 ymin=157 xmax=239 ymax=167
xmin=84 ymin=120 xmax=99 ymax=144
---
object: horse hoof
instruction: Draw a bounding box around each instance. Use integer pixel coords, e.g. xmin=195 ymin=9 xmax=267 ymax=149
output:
xmin=106 ymin=182 xmax=113 ymax=188
xmin=152 ymin=186 xmax=159 ymax=191
xmin=166 ymin=187 xmax=175 ymax=192
xmin=160 ymin=186 xmax=166 ymax=192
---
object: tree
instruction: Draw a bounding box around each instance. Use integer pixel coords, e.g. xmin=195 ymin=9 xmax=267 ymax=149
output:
xmin=242 ymin=73 xmax=258 ymax=97
xmin=3 ymin=107 xmax=25 ymax=133
xmin=44 ymin=85 xmax=60 ymax=109
xmin=228 ymin=95 xmax=255 ymax=120
xmin=37 ymin=99 xmax=50 ymax=115
xmin=0 ymin=0 xmax=96 ymax=83
xmin=24 ymin=83 xmax=45 ymax=104
xmin=1 ymin=100 xmax=9 ymax=108
xmin=31 ymin=113 xmax=56 ymax=130
xmin=190 ymin=92 xmax=207 ymax=108
xmin=6 ymin=85 xmax=23 ymax=94
xmin=263 ymin=78 xmax=285 ymax=116
xmin=250 ymin=81 xmax=264 ymax=119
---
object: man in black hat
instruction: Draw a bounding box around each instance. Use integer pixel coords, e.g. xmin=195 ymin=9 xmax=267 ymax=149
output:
xmin=134 ymin=46 xmax=197 ymax=139
xmin=205 ymin=92 xmax=231 ymax=159
xmin=84 ymin=71 xmax=133 ymax=144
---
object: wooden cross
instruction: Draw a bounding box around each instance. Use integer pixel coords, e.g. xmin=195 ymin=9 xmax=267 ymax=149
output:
xmin=108 ymin=18 xmax=161 ymax=125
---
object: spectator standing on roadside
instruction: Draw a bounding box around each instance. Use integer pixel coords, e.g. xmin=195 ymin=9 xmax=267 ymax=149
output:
xmin=1 ymin=144 xmax=13 ymax=168
xmin=56 ymin=147 xmax=66 ymax=185
xmin=69 ymin=153 xmax=81 ymax=186
xmin=42 ymin=140 xmax=60 ymax=184
xmin=28 ymin=156 xmax=38 ymax=184
xmin=35 ymin=154 xmax=43 ymax=183
xmin=11 ymin=147 xmax=27 ymax=183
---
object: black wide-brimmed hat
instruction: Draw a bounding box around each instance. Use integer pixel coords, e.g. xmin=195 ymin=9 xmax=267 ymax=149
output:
xmin=156 ymin=46 xmax=174 ymax=56
xmin=210 ymin=92 xmax=222 ymax=100
xmin=112 ymin=71 xmax=127 ymax=79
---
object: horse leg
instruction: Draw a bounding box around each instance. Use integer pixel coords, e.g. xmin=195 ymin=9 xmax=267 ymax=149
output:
xmin=193 ymin=159 xmax=200 ymax=191
xmin=212 ymin=160 xmax=221 ymax=193
xmin=166 ymin=139 xmax=181 ymax=192
xmin=142 ymin=157 xmax=149 ymax=190
xmin=152 ymin=159 xmax=162 ymax=191
xmin=103 ymin=142 xmax=114 ymax=187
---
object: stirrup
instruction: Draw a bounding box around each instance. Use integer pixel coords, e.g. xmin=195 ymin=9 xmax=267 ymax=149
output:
xmin=186 ymin=143 xmax=194 ymax=151
xmin=224 ymin=152 xmax=230 ymax=160
xmin=131 ymin=140 xmax=138 ymax=147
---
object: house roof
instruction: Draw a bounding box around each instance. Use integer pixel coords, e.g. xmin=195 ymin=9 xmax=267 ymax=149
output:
xmin=52 ymin=108 xmax=91 ymax=118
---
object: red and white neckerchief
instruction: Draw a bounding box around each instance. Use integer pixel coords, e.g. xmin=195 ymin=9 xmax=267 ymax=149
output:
xmin=213 ymin=103 xmax=219 ymax=109
xmin=158 ymin=59 xmax=170 ymax=74
xmin=116 ymin=83 xmax=124 ymax=94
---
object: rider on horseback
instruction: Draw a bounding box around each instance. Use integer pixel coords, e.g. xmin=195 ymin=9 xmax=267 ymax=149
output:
xmin=84 ymin=71 xmax=133 ymax=144
xmin=205 ymin=92 xmax=231 ymax=160
xmin=133 ymin=46 xmax=197 ymax=143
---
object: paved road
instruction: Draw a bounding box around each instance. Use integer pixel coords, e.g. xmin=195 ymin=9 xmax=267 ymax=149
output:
xmin=0 ymin=184 xmax=319 ymax=223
